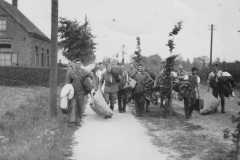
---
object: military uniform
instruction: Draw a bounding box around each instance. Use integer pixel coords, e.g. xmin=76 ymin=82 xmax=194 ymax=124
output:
xmin=132 ymin=71 xmax=151 ymax=115
xmin=183 ymin=74 xmax=200 ymax=118
xmin=100 ymin=71 xmax=119 ymax=110
xmin=117 ymin=71 xmax=128 ymax=112
xmin=66 ymin=68 xmax=94 ymax=120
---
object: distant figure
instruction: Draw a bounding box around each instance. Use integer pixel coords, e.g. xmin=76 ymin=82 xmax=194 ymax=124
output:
xmin=183 ymin=67 xmax=200 ymax=119
xmin=58 ymin=59 xmax=64 ymax=68
xmin=95 ymin=62 xmax=106 ymax=91
xmin=177 ymin=65 xmax=186 ymax=78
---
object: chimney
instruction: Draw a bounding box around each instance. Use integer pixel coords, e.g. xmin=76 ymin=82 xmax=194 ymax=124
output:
xmin=12 ymin=0 xmax=18 ymax=8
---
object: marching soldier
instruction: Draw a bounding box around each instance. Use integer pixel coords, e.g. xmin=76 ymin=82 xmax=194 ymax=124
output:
xmin=99 ymin=63 xmax=119 ymax=119
xmin=66 ymin=59 xmax=94 ymax=126
xmin=117 ymin=64 xmax=128 ymax=113
xmin=131 ymin=64 xmax=152 ymax=117
xmin=183 ymin=67 xmax=200 ymax=119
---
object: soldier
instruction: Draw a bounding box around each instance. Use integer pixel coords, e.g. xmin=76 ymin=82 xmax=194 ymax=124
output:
xmin=66 ymin=59 xmax=94 ymax=126
xmin=117 ymin=64 xmax=128 ymax=113
xmin=99 ymin=63 xmax=119 ymax=119
xmin=131 ymin=64 xmax=152 ymax=117
xmin=127 ymin=63 xmax=137 ymax=104
xmin=207 ymin=64 xmax=225 ymax=113
xmin=177 ymin=65 xmax=186 ymax=78
xmin=183 ymin=67 xmax=200 ymax=119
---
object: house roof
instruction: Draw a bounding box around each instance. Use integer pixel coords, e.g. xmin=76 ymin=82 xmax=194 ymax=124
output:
xmin=0 ymin=0 xmax=50 ymax=42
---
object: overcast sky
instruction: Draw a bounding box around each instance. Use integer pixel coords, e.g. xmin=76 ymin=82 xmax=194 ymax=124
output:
xmin=5 ymin=0 xmax=240 ymax=63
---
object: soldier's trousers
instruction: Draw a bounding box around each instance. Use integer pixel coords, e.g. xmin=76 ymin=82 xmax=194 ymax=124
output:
xmin=183 ymin=97 xmax=195 ymax=118
xmin=75 ymin=94 xmax=84 ymax=120
xmin=134 ymin=93 xmax=145 ymax=114
xmin=104 ymin=92 xmax=117 ymax=110
xmin=117 ymin=89 xmax=127 ymax=112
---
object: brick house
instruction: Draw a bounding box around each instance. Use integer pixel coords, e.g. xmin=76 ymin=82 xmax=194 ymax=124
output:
xmin=0 ymin=0 xmax=50 ymax=67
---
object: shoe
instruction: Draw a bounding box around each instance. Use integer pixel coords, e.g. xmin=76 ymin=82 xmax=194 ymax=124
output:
xmin=186 ymin=116 xmax=190 ymax=119
xmin=221 ymin=108 xmax=225 ymax=113
xmin=76 ymin=121 xmax=82 ymax=126
xmin=119 ymin=110 xmax=123 ymax=113
xmin=123 ymin=110 xmax=126 ymax=113
xmin=146 ymin=109 xmax=150 ymax=112
xmin=108 ymin=115 xmax=112 ymax=118
xmin=104 ymin=116 xmax=109 ymax=119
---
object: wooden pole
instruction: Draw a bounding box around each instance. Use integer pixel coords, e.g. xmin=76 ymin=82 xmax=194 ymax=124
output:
xmin=210 ymin=24 xmax=213 ymax=71
xmin=49 ymin=0 xmax=58 ymax=117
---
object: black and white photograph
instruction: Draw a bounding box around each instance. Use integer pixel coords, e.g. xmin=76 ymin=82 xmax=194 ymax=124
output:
xmin=0 ymin=0 xmax=240 ymax=159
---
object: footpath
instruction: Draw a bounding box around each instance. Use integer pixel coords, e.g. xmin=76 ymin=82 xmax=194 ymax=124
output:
xmin=71 ymin=104 xmax=168 ymax=160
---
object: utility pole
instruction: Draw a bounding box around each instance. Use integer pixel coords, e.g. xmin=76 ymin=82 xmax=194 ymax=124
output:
xmin=209 ymin=24 xmax=216 ymax=71
xmin=49 ymin=0 xmax=58 ymax=117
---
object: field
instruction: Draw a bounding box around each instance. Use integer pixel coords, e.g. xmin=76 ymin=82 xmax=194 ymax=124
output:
xmin=0 ymin=86 xmax=76 ymax=160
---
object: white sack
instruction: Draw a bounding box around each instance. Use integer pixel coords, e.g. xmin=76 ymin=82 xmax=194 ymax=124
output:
xmin=90 ymin=89 xmax=113 ymax=116
xmin=222 ymin=72 xmax=232 ymax=77
xmin=200 ymin=93 xmax=221 ymax=115
xmin=60 ymin=97 xmax=68 ymax=110
xmin=60 ymin=84 xmax=74 ymax=100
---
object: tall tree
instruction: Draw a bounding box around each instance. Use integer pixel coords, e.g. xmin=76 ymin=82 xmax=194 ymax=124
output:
xmin=58 ymin=18 xmax=97 ymax=65
xmin=132 ymin=37 xmax=142 ymax=65
xmin=121 ymin=44 xmax=127 ymax=64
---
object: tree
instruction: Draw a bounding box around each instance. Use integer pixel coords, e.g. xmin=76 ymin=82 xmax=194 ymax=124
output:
xmin=121 ymin=44 xmax=127 ymax=64
xmin=166 ymin=21 xmax=183 ymax=55
xmin=185 ymin=58 xmax=192 ymax=71
xmin=58 ymin=18 xmax=97 ymax=65
xmin=132 ymin=37 xmax=142 ymax=65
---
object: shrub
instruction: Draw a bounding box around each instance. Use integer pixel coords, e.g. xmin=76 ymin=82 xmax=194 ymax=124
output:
xmin=0 ymin=66 xmax=67 ymax=87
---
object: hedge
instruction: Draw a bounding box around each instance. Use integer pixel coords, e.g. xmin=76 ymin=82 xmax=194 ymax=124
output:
xmin=0 ymin=66 xmax=67 ymax=87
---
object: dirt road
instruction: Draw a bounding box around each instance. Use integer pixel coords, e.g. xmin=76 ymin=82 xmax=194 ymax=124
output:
xmin=71 ymin=105 xmax=168 ymax=160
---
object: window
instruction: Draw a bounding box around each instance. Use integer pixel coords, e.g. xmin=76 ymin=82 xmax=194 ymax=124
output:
xmin=0 ymin=53 xmax=17 ymax=66
xmin=0 ymin=44 xmax=11 ymax=52
xmin=41 ymin=48 xmax=45 ymax=67
xmin=0 ymin=16 xmax=7 ymax=30
xmin=35 ymin=46 xmax=38 ymax=53
xmin=46 ymin=49 xmax=50 ymax=67
xmin=35 ymin=54 xmax=39 ymax=67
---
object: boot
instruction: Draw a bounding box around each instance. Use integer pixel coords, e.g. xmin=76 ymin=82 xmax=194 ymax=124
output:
xmin=221 ymin=107 xmax=225 ymax=113
xmin=146 ymin=105 xmax=150 ymax=112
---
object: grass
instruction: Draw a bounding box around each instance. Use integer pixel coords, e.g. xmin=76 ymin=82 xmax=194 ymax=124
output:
xmin=0 ymin=87 xmax=77 ymax=160
xmin=128 ymin=104 xmax=233 ymax=160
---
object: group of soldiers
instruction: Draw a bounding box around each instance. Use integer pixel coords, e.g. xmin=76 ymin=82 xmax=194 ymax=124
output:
xmin=65 ymin=59 xmax=232 ymax=126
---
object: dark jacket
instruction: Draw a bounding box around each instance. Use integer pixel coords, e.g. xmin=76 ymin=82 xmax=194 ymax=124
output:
xmin=132 ymin=71 xmax=151 ymax=94
xmin=100 ymin=71 xmax=119 ymax=93
xmin=118 ymin=71 xmax=128 ymax=91
xmin=66 ymin=68 xmax=94 ymax=95
xmin=127 ymin=68 xmax=137 ymax=78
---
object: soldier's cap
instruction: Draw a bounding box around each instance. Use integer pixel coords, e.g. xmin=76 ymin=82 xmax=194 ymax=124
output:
xmin=105 ymin=63 xmax=111 ymax=67
xmin=73 ymin=59 xmax=82 ymax=63
xmin=137 ymin=63 xmax=143 ymax=67
xmin=179 ymin=65 xmax=183 ymax=68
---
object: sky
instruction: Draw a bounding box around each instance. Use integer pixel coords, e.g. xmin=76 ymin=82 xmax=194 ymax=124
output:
xmin=5 ymin=0 xmax=240 ymax=63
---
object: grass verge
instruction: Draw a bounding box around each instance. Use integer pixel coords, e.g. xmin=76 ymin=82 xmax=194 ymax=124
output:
xmin=0 ymin=88 xmax=77 ymax=160
xmin=128 ymin=104 xmax=232 ymax=160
